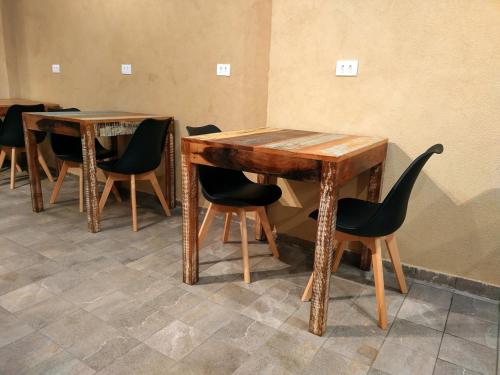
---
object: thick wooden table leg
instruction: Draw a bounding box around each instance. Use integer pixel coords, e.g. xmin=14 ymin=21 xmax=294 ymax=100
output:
xmin=309 ymin=161 xmax=339 ymax=336
xmin=182 ymin=152 xmax=199 ymax=285
xmin=24 ymin=129 xmax=43 ymax=212
xmin=360 ymin=162 xmax=384 ymax=271
xmin=81 ymin=124 xmax=100 ymax=233
xmin=254 ymin=174 xmax=277 ymax=240
xmin=165 ymin=123 xmax=176 ymax=209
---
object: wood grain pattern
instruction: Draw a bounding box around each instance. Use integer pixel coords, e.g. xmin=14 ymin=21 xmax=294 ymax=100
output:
xmin=22 ymin=111 xmax=175 ymax=233
xmin=182 ymin=127 xmax=388 ymax=336
xmin=0 ymin=98 xmax=59 ymax=116
xmin=182 ymin=153 xmax=199 ymax=285
xmin=309 ymin=161 xmax=338 ymax=336
xmin=22 ymin=128 xmax=43 ymax=212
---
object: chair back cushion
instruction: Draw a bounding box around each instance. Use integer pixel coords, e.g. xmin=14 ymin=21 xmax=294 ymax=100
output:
xmin=0 ymin=104 xmax=45 ymax=147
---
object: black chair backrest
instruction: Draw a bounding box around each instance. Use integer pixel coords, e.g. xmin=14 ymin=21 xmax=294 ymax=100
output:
xmin=116 ymin=118 xmax=171 ymax=173
xmin=186 ymin=125 xmax=250 ymax=195
xmin=364 ymin=144 xmax=444 ymax=236
xmin=0 ymin=104 xmax=45 ymax=147
xmin=49 ymin=108 xmax=81 ymax=156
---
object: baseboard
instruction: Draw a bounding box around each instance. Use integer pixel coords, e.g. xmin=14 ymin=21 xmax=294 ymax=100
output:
xmin=276 ymin=233 xmax=500 ymax=301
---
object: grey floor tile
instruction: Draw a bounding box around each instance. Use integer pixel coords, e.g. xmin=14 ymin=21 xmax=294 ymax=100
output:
xmin=242 ymin=293 xmax=298 ymax=329
xmin=38 ymin=269 xmax=84 ymax=294
xmin=445 ymin=310 xmax=498 ymax=349
xmin=95 ymin=344 xmax=174 ymax=375
xmin=450 ymin=293 xmax=499 ymax=323
xmin=59 ymin=278 xmax=117 ymax=309
xmin=384 ymin=319 xmax=442 ymax=357
xmin=433 ymin=358 xmax=482 ymax=375
xmin=144 ymin=319 xmax=209 ymax=360
xmin=372 ymin=341 xmax=436 ymax=375
xmin=146 ymin=286 xmax=205 ymax=316
xmin=179 ymin=300 xmax=239 ymax=335
xmin=15 ymin=295 xmax=78 ymax=329
xmin=301 ymin=346 xmax=369 ymax=375
xmin=21 ymin=350 xmax=96 ymax=375
xmin=0 ymin=307 xmax=35 ymax=348
xmin=397 ymin=283 xmax=452 ymax=331
xmin=209 ymin=282 xmax=261 ymax=312
xmin=176 ymin=337 xmax=249 ymax=375
xmin=438 ymin=333 xmax=497 ymax=375
xmin=0 ymin=282 xmax=54 ymax=313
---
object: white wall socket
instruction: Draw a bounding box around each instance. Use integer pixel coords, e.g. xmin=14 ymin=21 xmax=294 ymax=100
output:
xmin=216 ymin=64 xmax=231 ymax=76
xmin=51 ymin=64 xmax=61 ymax=73
xmin=336 ymin=60 xmax=358 ymax=76
xmin=121 ymin=64 xmax=132 ymax=75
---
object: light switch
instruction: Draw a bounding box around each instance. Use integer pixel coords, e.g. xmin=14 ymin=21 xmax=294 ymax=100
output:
xmin=51 ymin=64 xmax=61 ymax=73
xmin=336 ymin=60 xmax=358 ymax=76
xmin=216 ymin=64 xmax=231 ymax=76
xmin=121 ymin=64 xmax=132 ymax=75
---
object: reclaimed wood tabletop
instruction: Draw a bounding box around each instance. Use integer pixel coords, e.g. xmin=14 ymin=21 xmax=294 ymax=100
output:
xmin=181 ymin=127 xmax=388 ymax=336
xmin=22 ymin=111 xmax=175 ymax=233
xmin=0 ymin=98 xmax=60 ymax=116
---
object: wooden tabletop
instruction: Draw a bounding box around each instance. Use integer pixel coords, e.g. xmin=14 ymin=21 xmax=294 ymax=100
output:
xmin=184 ymin=127 xmax=387 ymax=162
xmin=0 ymin=98 xmax=60 ymax=116
xmin=23 ymin=110 xmax=170 ymax=123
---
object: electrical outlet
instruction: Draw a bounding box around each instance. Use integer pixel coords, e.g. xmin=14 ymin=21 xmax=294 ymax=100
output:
xmin=336 ymin=60 xmax=358 ymax=76
xmin=51 ymin=64 xmax=61 ymax=73
xmin=216 ymin=64 xmax=231 ymax=76
xmin=121 ymin=64 xmax=132 ymax=75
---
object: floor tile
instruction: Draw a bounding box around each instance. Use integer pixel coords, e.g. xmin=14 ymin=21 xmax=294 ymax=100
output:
xmin=21 ymin=350 xmax=96 ymax=375
xmin=445 ymin=310 xmax=498 ymax=349
xmin=301 ymin=346 xmax=369 ymax=375
xmin=0 ymin=282 xmax=54 ymax=313
xmin=0 ymin=308 xmax=35 ymax=348
xmin=242 ymin=294 xmax=298 ymax=328
xmin=144 ymin=319 xmax=209 ymax=360
xmin=209 ymin=282 xmax=261 ymax=312
xmin=384 ymin=319 xmax=442 ymax=357
xmin=372 ymin=341 xmax=436 ymax=375
xmin=433 ymin=358 xmax=482 ymax=375
xmin=438 ymin=333 xmax=497 ymax=375
xmin=15 ymin=295 xmax=78 ymax=329
xmin=450 ymin=293 xmax=499 ymax=323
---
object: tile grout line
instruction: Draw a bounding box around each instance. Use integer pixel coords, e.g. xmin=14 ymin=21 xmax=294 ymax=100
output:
xmin=432 ymin=293 xmax=453 ymax=374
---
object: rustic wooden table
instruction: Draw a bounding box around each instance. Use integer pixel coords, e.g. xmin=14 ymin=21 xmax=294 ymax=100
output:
xmin=0 ymin=98 xmax=60 ymax=116
xmin=22 ymin=111 xmax=175 ymax=233
xmin=181 ymin=127 xmax=387 ymax=336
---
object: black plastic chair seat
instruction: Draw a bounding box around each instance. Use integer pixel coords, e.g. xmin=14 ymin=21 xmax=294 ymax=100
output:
xmin=203 ymin=182 xmax=282 ymax=207
xmin=309 ymin=198 xmax=381 ymax=236
xmin=0 ymin=104 xmax=46 ymax=147
xmin=56 ymin=142 xmax=115 ymax=163
xmin=97 ymin=157 xmax=150 ymax=175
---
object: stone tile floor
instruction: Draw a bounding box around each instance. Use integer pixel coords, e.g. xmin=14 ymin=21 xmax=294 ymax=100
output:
xmin=0 ymin=174 xmax=498 ymax=374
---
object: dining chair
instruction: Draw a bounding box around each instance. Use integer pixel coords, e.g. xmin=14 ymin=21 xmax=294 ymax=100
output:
xmin=186 ymin=124 xmax=282 ymax=283
xmin=49 ymin=108 xmax=121 ymax=212
xmin=302 ymin=144 xmax=444 ymax=329
xmin=0 ymin=104 xmax=54 ymax=189
xmin=98 ymin=118 xmax=172 ymax=231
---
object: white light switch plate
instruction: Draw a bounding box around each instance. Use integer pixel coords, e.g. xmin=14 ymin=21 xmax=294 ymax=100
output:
xmin=121 ymin=64 xmax=132 ymax=75
xmin=51 ymin=64 xmax=61 ymax=73
xmin=216 ymin=64 xmax=231 ymax=76
xmin=336 ymin=60 xmax=358 ymax=76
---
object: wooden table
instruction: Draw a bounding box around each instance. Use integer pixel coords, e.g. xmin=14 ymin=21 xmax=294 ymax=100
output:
xmin=181 ymin=127 xmax=387 ymax=336
xmin=22 ymin=111 xmax=175 ymax=233
xmin=0 ymin=98 xmax=60 ymax=116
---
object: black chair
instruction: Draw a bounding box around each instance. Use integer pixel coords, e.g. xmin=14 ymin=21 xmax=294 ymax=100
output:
xmin=302 ymin=144 xmax=444 ymax=329
xmin=49 ymin=108 xmax=121 ymax=212
xmin=186 ymin=124 xmax=282 ymax=283
xmin=0 ymin=104 xmax=54 ymax=189
xmin=98 ymin=118 xmax=172 ymax=231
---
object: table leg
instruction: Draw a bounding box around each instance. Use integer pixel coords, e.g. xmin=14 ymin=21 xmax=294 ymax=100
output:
xmin=81 ymin=124 xmax=100 ymax=233
xmin=309 ymin=161 xmax=339 ymax=336
xmin=182 ymin=153 xmax=199 ymax=284
xmin=360 ymin=162 xmax=384 ymax=271
xmin=24 ymin=129 xmax=43 ymax=212
xmin=165 ymin=123 xmax=176 ymax=209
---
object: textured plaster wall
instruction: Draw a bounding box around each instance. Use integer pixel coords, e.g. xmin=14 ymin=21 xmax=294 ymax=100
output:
xmin=267 ymin=0 xmax=500 ymax=285
xmin=0 ymin=4 xmax=10 ymax=97
xmin=0 ymin=0 xmax=272 ymax=193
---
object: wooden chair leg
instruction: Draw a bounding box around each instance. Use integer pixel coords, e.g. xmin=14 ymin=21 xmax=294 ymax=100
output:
xmin=256 ymin=207 xmax=279 ymax=258
xmin=222 ymin=213 xmax=232 ymax=243
xmin=372 ymin=239 xmax=388 ymax=329
xmin=331 ymin=240 xmax=345 ymax=272
xmin=198 ymin=203 xmax=216 ymax=248
xmin=238 ymin=209 xmax=251 ymax=283
xmin=50 ymin=162 xmax=69 ymax=204
xmin=15 ymin=163 xmax=22 ymax=173
xmin=79 ymin=168 xmax=84 ymax=212
xmin=301 ymin=273 xmax=314 ymax=301
xmin=148 ymin=172 xmax=171 ymax=216
xmin=130 ymin=175 xmax=138 ymax=231
xmin=385 ymin=235 xmax=408 ymax=294
xmin=98 ymin=176 xmax=115 ymax=214
xmin=0 ymin=149 xmax=6 ymax=170
xmin=10 ymin=148 xmax=16 ymax=189
xmin=37 ymin=150 xmax=54 ymax=182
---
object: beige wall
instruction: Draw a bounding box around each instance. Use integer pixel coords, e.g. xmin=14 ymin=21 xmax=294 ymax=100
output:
xmin=0 ymin=3 xmax=10 ymax=97
xmin=0 ymin=0 xmax=272 ymax=191
xmin=2 ymin=0 xmax=499 ymax=285
xmin=267 ymin=0 xmax=500 ymax=285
